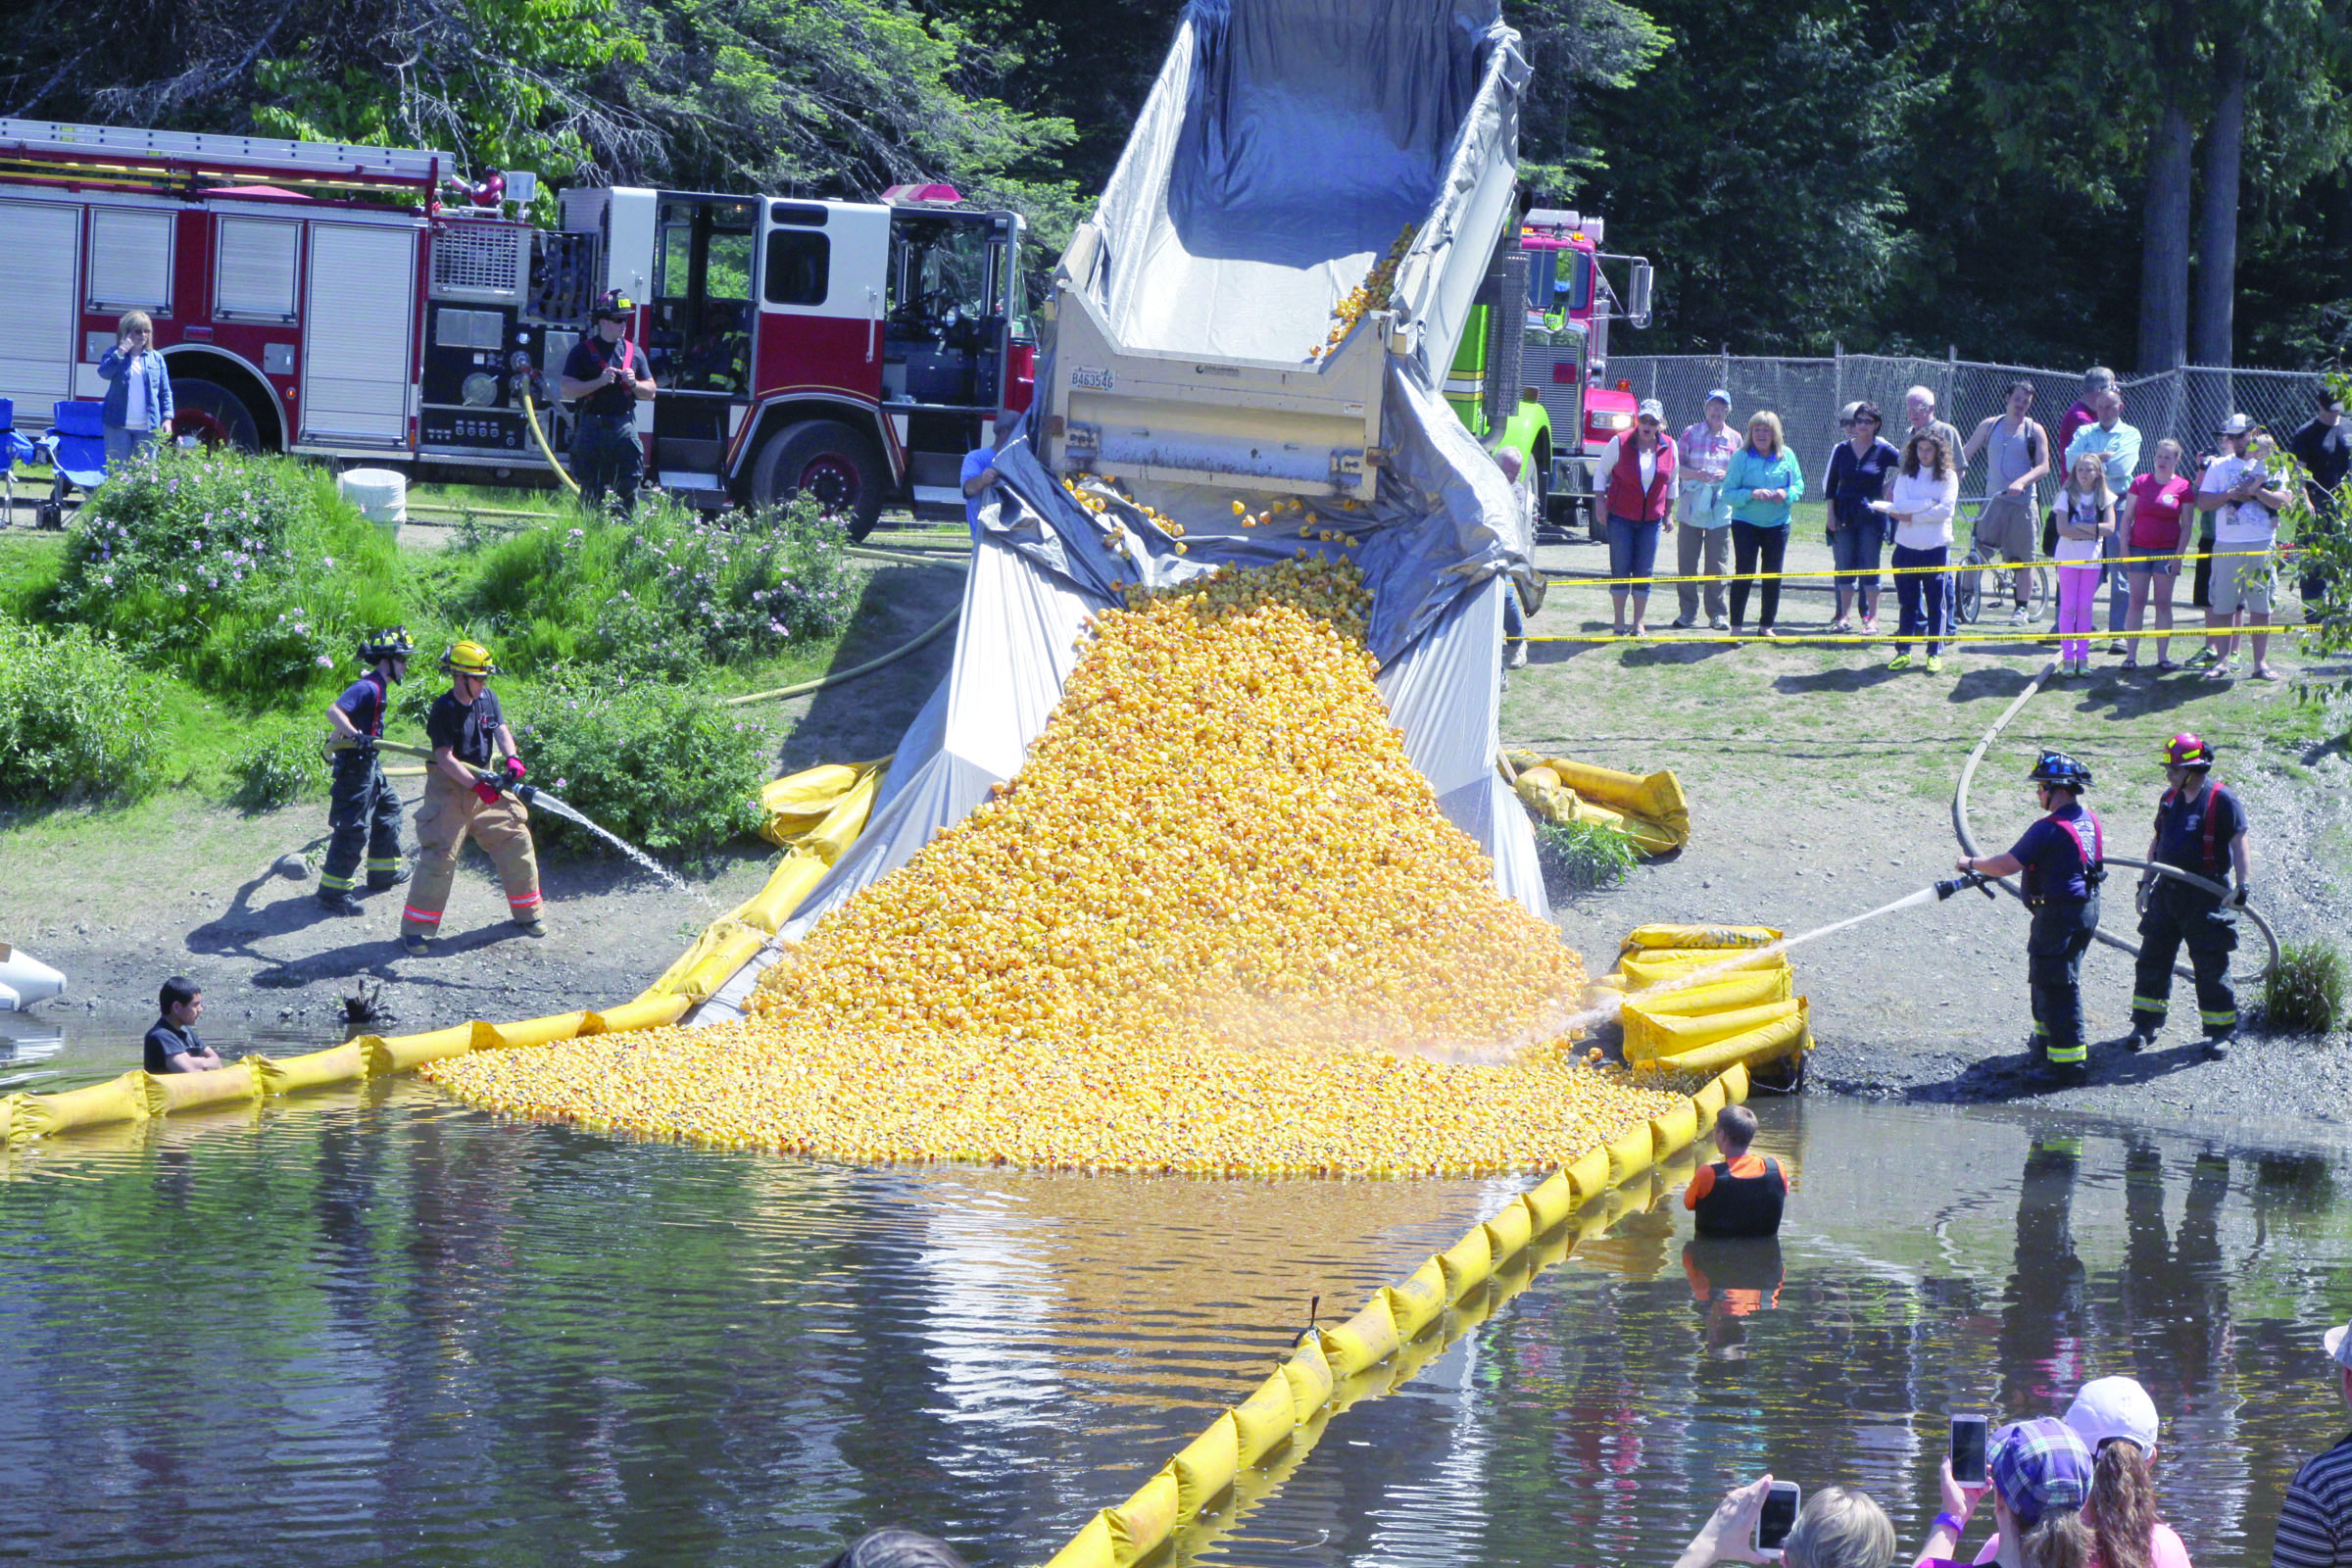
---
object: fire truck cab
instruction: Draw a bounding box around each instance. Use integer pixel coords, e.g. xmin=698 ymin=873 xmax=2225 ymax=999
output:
xmin=560 ymin=182 xmax=1031 ymax=534
xmin=0 ymin=117 xmax=1032 ymax=538
xmin=1516 ymin=208 xmax=1652 ymax=535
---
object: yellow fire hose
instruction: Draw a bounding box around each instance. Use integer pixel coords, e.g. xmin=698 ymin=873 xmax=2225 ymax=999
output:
xmin=718 ymin=610 xmax=961 ymax=706
xmin=1952 ymin=656 xmax=2279 ymax=982
xmin=519 ymin=385 xmax=581 ymax=496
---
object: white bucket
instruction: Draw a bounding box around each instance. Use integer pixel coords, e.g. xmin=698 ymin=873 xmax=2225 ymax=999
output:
xmin=339 ymin=467 xmax=409 ymax=542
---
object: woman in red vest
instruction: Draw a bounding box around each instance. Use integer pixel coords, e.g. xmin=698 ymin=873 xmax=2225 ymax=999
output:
xmin=1601 ymin=398 xmax=1679 ymax=637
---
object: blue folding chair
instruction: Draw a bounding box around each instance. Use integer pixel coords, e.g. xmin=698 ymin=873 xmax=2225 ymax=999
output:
xmin=0 ymin=398 xmax=35 ymax=526
xmin=33 ymin=400 xmax=108 ymax=529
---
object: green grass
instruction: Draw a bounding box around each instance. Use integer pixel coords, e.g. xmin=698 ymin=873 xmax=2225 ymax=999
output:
xmin=1504 ymin=527 xmax=2335 ymax=826
xmin=2266 ymin=940 xmax=2346 ymax=1035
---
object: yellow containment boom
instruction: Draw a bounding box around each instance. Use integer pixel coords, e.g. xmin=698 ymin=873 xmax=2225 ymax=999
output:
xmin=633 ymin=759 xmax=889 ymax=1006
xmin=1503 ymin=752 xmax=1690 ymax=856
xmin=0 ymin=996 xmax=691 ymax=1149
xmin=1033 ymin=1061 xmax=1752 ymax=1568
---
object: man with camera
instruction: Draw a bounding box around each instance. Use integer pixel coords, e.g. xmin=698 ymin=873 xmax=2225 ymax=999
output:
xmin=560 ymin=289 xmax=658 ymax=515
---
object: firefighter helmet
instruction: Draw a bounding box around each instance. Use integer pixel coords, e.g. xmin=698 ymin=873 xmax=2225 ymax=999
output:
xmin=2028 ymin=750 xmax=2093 ymax=792
xmin=358 ymin=627 xmax=414 ymax=673
xmin=2162 ymin=732 xmax=2215 ymax=769
xmin=440 ymin=640 xmax=500 ymax=678
xmin=591 ymin=288 xmax=634 ymax=321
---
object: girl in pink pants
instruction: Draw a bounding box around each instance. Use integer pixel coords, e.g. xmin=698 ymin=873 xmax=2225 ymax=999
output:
xmin=2053 ymin=453 xmax=2116 ymax=675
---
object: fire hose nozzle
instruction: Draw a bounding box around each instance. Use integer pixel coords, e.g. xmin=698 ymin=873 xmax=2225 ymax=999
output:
xmin=1936 ymin=872 xmax=1997 ymax=902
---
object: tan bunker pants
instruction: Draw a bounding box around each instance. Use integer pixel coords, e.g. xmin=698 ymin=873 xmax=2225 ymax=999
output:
xmin=401 ymin=771 xmax=542 ymax=936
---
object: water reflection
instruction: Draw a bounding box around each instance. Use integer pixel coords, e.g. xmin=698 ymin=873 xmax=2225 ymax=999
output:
xmin=3 ymin=1022 xmax=2351 ymax=1568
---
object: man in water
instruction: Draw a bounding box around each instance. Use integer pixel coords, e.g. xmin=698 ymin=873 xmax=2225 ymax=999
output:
xmin=1683 ymin=1104 xmax=1788 ymax=1238
xmin=1954 ymin=751 xmax=2104 ymax=1085
xmin=399 ymin=641 xmax=543 ymax=956
xmin=144 ymin=976 xmax=222 ymax=1074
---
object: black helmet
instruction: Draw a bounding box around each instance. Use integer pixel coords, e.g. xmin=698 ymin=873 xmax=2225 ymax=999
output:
xmin=358 ymin=627 xmax=415 ymax=677
xmin=591 ymin=288 xmax=634 ymax=321
xmin=2028 ymin=749 xmax=2092 ymax=792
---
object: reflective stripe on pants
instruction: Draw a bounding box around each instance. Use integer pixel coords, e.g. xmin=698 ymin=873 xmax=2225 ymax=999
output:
xmin=319 ymin=753 xmax=404 ymax=895
xmin=401 ymin=771 xmax=541 ymax=936
xmin=2028 ymin=895 xmax=2099 ymax=1063
xmin=2132 ymin=883 xmax=2237 ymax=1037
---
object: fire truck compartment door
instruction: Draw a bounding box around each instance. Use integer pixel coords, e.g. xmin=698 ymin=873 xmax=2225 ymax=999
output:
xmin=0 ymin=201 xmax=81 ymax=419
xmin=302 ymin=224 xmax=418 ymax=445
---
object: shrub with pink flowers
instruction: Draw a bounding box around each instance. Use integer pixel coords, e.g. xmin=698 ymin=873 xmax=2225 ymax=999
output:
xmin=45 ymin=447 xmax=407 ymax=707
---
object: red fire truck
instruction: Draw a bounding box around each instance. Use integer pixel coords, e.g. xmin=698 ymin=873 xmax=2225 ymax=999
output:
xmin=1516 ymin=206 xmax=1652 ymax=535
xmin=0 ymin=118 xmax=1034 ymax=536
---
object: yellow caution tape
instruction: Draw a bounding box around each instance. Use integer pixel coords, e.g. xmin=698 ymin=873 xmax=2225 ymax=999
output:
xmin=1541 ymin=542 xmax=2291 ymax=591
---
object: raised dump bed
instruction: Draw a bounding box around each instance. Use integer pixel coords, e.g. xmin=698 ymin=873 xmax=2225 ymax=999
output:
xmin=1042 ymin=0 xmax=1526 ymax=499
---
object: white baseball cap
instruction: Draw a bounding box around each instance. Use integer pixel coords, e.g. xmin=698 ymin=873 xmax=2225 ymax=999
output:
xmin=2328 ymin=1322 xmax=2352 ymax=1371
xmin=2064 ymin=1376 xmax=2160 ymax=1459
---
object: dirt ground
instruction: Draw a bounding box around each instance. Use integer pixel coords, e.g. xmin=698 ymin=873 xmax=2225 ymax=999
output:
xmin=1518 ymin=527 xmax=2352 ymax=1126
xmin=6 ymin=520 xmax=2346 ymax=1125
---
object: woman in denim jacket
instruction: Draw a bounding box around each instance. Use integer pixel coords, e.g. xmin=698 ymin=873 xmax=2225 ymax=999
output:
xmin=96 ymin=311 xmax=174 ymax=463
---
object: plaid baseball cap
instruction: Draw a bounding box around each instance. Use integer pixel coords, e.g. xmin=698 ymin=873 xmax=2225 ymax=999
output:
xmin=1991 ymin=1417 xmax=2093 ymax=1528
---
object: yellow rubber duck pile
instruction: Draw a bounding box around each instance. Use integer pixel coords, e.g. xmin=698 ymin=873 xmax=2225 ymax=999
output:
xmin=1311 ymin=223 xmax=1417 ymax=361
xmin=427 ymin=560 xmax=1690 ymax=1176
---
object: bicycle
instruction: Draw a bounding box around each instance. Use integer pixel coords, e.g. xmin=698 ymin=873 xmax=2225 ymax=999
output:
xmin=1952 ymin=502 xmax=2051 ymax=626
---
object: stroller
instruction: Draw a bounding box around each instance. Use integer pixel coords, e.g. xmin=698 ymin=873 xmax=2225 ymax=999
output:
xmin=30 ymin=400 xmax=109 ymax=529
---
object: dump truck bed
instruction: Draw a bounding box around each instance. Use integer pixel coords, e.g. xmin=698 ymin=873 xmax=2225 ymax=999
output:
xmin=1044 ymin=0 xmax=1526 ymax=499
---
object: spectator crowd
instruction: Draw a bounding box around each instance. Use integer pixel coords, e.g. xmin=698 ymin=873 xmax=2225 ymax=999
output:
xmin=1582 ymin=369 xmax=2345 ymax=682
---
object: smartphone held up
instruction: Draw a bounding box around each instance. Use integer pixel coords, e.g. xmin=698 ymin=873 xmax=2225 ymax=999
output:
xmin=1951 ymin=1414 xmax=1990 ymax=1486
xmin=1754 ymin=1480 xmax=1802 ymax=1558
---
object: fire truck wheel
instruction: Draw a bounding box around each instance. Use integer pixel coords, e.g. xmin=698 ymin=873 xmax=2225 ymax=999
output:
xmin=752 ymin=419 xmax=884 ymax=541
xmin=172 ymin=378 xmax=265 ymax=452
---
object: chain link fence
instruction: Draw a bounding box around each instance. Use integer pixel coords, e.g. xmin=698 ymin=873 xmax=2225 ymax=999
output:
xmin=1609 ymin=353 xmax=2330 ymax=507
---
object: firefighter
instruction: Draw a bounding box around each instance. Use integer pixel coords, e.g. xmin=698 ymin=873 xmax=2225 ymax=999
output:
xmin=318 ymin=627 xmax=414 ymax=913
xmin=400 ymin=641 xmax=543 ymax=956
xmin=559 ymin=289 xmax=658 ymax=514
xmin=1955 ymin=750 xmax=2105 ymax=1084
xmin=2130 ymin=733 xmax=2250 ymax=1059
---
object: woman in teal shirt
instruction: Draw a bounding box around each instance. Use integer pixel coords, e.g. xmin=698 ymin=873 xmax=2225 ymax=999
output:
xmin=1721 ymin=411 xmax=1805 ymax=635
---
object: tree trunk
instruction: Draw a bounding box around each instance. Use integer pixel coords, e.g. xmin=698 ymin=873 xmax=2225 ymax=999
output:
xmin=2192 ymin=36 xmax=2248 ymax=368
xmin=2138 ymin=94 xmax=2193 ymax=372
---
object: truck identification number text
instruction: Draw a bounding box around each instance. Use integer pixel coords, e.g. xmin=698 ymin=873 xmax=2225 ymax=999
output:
xmin=1069 ymin=366 xmax=1115 ymax=391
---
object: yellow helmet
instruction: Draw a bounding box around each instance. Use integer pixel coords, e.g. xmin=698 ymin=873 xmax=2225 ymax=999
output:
xmin=440 ymin=640 xmax=500 ymax=677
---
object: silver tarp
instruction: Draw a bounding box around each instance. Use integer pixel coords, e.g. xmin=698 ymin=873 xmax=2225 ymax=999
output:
xmin=693 ymin=0 xmax=1545 ymax=1026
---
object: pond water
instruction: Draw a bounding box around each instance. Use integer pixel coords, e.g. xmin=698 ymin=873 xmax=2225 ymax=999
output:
xmin=5 ymin=1014 xmax=2350 ymax=1568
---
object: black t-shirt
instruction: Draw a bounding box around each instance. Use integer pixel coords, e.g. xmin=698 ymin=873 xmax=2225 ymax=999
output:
xmin=2152 ymin=781 xmax=2246 ymax=878
xmin=2289 ymin=416 xmax=2349 ymax=508
xmin=332 ymin=671 xmax=388 ymax=739
xmin=427 ymin=687 xmax=505 ymax=767
xmin=564 ymin=334 xmax=648 ymax=417
xmin=144 ymin=1018 xmax=203 ymax=1073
